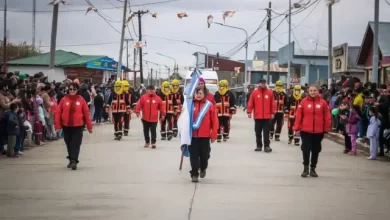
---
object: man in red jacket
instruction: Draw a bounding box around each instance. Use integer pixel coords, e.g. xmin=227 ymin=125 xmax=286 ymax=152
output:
xmin=135 ymin=85 xmax=166 ymax=148
xmin=247 ymin=79 xmax=276 ymax=153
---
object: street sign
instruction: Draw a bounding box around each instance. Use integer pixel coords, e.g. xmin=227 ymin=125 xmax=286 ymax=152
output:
xmin=332 ymin=43 xmax=348 ymax=73
xmin=290 ymin=74 xmax=300 ymax=84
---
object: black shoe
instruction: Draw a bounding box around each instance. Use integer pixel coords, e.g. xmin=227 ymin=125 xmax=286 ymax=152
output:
xmin=301 ymin=166 xmax=309 ymax=177
xmin=70 ymin=161 xmax=77 ymax=170
xmin=264 ymin=146 xmax=272 ymax=153
xmin=269 ymin=136 xmax=273 ymax=140
xmin=275 ymin=137 xmax=280 ymax=141
xmin=191 ymin=176 xmax=199 ymax=182
xmin=173 ymin=132 xmax=178 ymax=137
xmin=67 ymin=162 xmax=72 ymax=168
xmin=167 ymin=135 xmax=173 ymax=141
xmin=255 ymin=147 xmax=262 ymax=152
xmin=378 ymin=152 xmax=385 ymax=157
xmin=294 ymin=142 xmax=300 ymax=146
xmin=151 ymin=144 xmax=156 ymax=149
xmin=124 ymin=133 xmax=128 ymax=136
xmin=223 ymin=137 xmax=227 ymax=142
xmin=200 ymin=170 xmax=206 ymax=178
xmin=161 ymin=137 xmax=166 ymax=140
xmin=343 ymin=149 xmax=349 ymax=154
xmin=217 ymin=138 xmax=222 ymax=143
xmin=310 ymin=167 xmax=318 ymax=177
xmin=288 ymin=139 xmax=292 ymax=144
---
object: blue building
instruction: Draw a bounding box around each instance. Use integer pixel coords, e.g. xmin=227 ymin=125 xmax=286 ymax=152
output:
xmin=278 ymin=42 xmax=329 ymax=85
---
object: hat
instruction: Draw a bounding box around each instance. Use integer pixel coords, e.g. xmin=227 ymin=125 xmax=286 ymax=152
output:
xmin=258 ymin=79 xmax=266 ymax=83
xmin=199 ymin=77 xmax=205 ymax=83
xmin=36 ymin=97 xmax=43 ymax=105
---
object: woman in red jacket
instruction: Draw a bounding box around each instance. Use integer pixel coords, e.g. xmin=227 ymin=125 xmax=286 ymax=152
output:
xmin=55 ymin=83 xmax=93 ymax=170
xmin=189 ymin=87 xmax=219 ymax=182
xmin=293 ymin=85 xmax=331 ymax=178
xmin=135 ymin=85 xmax=166 ymax=148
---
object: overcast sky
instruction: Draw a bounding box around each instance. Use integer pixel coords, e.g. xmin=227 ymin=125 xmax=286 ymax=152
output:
xmin=1 ymin=0 xmax=390 ymax=77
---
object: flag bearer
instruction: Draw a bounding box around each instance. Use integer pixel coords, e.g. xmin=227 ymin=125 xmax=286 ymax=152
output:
xmin=214 ymin=80 xmax=236 ymax=142
xmin=270 ymin=80 xmax=287 ymax=141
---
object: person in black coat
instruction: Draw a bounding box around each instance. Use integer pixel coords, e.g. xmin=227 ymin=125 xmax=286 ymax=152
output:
xmin=3 ymin=103 xmax=20 ymax=157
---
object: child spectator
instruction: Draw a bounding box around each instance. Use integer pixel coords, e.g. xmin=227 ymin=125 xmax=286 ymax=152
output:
xmin=345 ymin=105 xmax=361 ymax=155
xmin=94 ymin=89 xmax=104 ymax=124
xmin=4 ymin=103 xmax=20 ymax=157
xmin=338 ymin=102 xmax=351 ymax=154
xmin=367 ymin=106 xmax=381 ymax=160
xmin=35 ymin=97 xmax=45 ymax=146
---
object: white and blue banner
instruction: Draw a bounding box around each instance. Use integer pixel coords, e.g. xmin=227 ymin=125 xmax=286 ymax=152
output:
xmin=178 ymin=69 xmax=202 ymax=157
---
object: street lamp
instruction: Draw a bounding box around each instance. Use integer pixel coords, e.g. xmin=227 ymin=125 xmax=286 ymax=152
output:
xmin=287 ymin=1 xmax=302 ymax=89
xmin=213 ymin=22 xmax=248 ymax=94
xmin=183 ymin=41 xmax=209 ymax=68
xmin=157 ymin=52 xmax=176 ymax=80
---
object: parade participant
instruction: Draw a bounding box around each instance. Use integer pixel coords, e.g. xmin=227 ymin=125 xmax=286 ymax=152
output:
xmin=247 ymin=79 xmax=275 ymax=153
xmin=214 ymin=79 xmax=236 ymax=142
xmin=122 ymin=80 xmax=137 ymax=136
xmin=55 ymin=82 xmax=93 ymax=170
xmin=135 ymin=85 xmax=166 ymax=148
xmin=189 ymin=87 xmax=218 ymax=182
xmin=108 ymin=79 xmax=130 ymax=140
xmin=198 ymin=77 xmax=216 ymax=105
xmin=286 ymin=85 xmax=304 ymax=145
xmin=171 ymin=79 xmax=184 ymax=137
xmin=270 ymin=80 xmax=287 ymax=141
xmin=157 ymin=81 xmax=177 ymax=140
xmin=293 ymin=85 xmax=331 ymax=178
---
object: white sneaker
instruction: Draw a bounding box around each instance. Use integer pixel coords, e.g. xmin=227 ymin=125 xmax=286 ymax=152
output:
xmin=18 ymin=151 xmax=24 ymax=155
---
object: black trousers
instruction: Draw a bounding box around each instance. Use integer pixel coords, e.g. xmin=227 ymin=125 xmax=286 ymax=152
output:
xmin=161 ymin=113 xmax=174 ymax=137
xmin=254 ymin=119 xmax=271 ymax=148
xmin=344 ymin=132 xmax=352 ymax=151
xmin=113 ymin=112 xmax=124 ymax=136
xmin=270 ymin=112 xmax=284 ymax=138
xmin=217 ymin=116 xmax=230 ymax=139
xmin=63 ymin=126 xmax=84 ymax=163
xmin=300 ymin=131 xmax=324 ymax=168
xmin=189 ymin=137 xmax=211 ymax=177
xmin=142 ymin=119 xmax=157 ymax=144
xmin=288 ymin=118 xmax=300 ymax=144
xmin=95 ymin=106 xmax=103 ymax=123
xmin=123 ymin=112 xmax=130 ymax=135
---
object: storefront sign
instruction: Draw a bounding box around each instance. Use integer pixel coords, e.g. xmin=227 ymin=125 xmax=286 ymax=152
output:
xmin=332 ymin=43 xmax=348 ymax=73
xmin=86 ymin=56 xmax=126 ymax=72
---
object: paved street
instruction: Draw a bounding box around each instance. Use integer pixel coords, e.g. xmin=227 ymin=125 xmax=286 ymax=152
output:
xmin=1 ymin=112 xmax=390 ymax=220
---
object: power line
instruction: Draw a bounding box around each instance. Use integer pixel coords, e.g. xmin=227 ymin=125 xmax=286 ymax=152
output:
xmin=386 ymin=0 xmax=390 ymax=5
xmin=2 ymin=0 xmax=181 ymax=13
xmin=281 ymin=0 xmax=321 ymax=34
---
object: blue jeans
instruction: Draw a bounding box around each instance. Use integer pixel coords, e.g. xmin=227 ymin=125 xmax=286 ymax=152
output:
xmin=15 ymin=133 xmax=25 ymax=153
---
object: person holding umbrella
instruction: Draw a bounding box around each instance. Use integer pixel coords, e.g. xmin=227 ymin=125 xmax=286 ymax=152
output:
xmin=55 ymin=82 xmax=93 ymax=170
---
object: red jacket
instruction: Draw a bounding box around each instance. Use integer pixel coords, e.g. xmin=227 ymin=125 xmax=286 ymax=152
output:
xmin=192 ymin=99 xmax=219 ymax=140
xmin=135 ymin=93 xmax=165 ymax=122
xmin=207 ymin=93 xmax=216 ymax=105
xmin=247 ymin=88 xmax=276 ymax=119
xmin=55 ymin=94 xmax=92 ymax=131
xmin=293 ymin=96 xmax=331 ymax=134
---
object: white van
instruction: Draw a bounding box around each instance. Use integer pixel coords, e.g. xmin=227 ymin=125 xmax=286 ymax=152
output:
xmin=184 ymin=69 xmax=219 ymax=95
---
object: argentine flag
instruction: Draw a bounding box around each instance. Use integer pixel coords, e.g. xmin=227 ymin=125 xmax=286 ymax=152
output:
xmin=178 ymin=69 xmax=201 ymax=157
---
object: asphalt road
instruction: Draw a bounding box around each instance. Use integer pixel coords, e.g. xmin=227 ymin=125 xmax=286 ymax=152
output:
xmin=0 ymin=112 xmax=390 ymax=220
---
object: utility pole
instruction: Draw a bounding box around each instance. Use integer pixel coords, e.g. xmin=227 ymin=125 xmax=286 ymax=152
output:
xmin=125 ymin=39 xmax=129 ymax=69
xmin=287 ymin=0 xmax=291 ymax=89
xmin=49 ymin=2 xmax=59 ymax=70
xmin=134 ymin=10 xmax=149 ymax=84
xmin=267 ymin=2 xmax=272 ymax=83
xmin=327 ymin=2 xmax=333 ymax=88
xmin=150 ymin=68 xmax=153 ymax=86
xmin=116 ymin=0 xmax=128 ymax=78
xmin=133 ymin=48 xmax=137 ymax=87
xmin=2 ymin=0 xmax=7 ymax=73
xmin=372 ymin=0 xmax=379 ymax=84
xmin=32 ymin=0 xmax=36 ymax=49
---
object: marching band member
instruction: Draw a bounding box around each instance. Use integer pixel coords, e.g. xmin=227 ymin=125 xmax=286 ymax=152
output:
xmin=157 ymin=81 xmax=177 ymax=141
xmin=214 ymin=80 xmax=236 ymax=142
xmin=108 ymin=79 xmax=130 ymax=140
xmin=171 ymin=79 xmax=184 ymax=137
xmin=270 ymin=80 xmax=287 ymax=141
xmin=286 ymin=85 xmax=304 ymax=145
xmin=122 ymin=80 xmax=137 ymax=136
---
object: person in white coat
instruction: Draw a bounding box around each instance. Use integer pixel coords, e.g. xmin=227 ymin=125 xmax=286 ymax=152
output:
xmin=367 ymin=106 xmax=381 ymax=160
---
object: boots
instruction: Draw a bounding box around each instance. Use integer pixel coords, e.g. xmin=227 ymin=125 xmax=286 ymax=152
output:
xmin=70 ymin=161 xmax=77 ymax=170
xmin=264 ymin=146 xmax=272 ymax=153
xmin=301 ymin=166 xmax=309 ymax=177
xmin=310 ymin=167 xmax=318 ymax=177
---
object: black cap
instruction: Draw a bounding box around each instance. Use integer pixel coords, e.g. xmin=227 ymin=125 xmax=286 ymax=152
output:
xmin=258 ymin=79 xmax=266 ymax=83
xmin=146 ymin=85 xmax=155 ymax=90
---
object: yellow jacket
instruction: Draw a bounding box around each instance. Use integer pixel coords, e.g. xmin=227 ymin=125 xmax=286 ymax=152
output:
xmin=353 ymin=93 xmax=364 ymax=109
